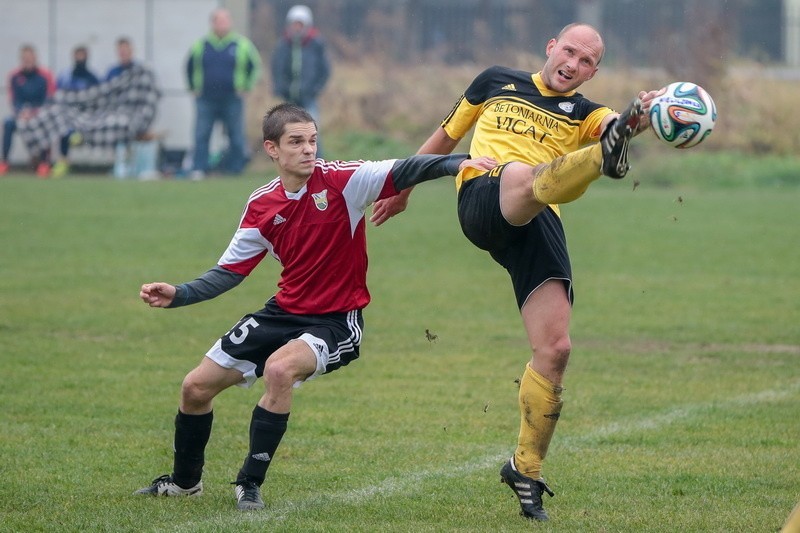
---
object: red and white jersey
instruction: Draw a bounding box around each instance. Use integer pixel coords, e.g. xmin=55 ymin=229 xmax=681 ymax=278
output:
xmin=218 ymin=159 xmax=399 ymax=315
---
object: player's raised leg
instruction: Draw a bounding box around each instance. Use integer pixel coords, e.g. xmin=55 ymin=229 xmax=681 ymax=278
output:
xmin=498 ymin=98 xmax=643 ymax=226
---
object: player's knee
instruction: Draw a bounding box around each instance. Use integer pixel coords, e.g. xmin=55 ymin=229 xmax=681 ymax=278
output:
xmin=180 ymin=373 xmax=213 ymax=407
xmin=551 ymin=338 xmax=572 ymax=372
xmin=501 ymin=161 xmax=537 ymax=187
xmin=535 ymin=337 xmax=571 ymax=373
xmin=556 ymin=336 xmax=572 ymax=357
xmin=263 ymin=358 xmax=294 ymax=389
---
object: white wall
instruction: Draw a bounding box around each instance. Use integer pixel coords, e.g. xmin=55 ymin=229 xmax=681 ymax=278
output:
xmin=0 ymin=0 xmax=245 ymax=163
xmin=787 ymin=0 xmax=800 ymax=66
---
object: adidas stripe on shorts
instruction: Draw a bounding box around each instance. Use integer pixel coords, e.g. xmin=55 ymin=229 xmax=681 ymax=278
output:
xmin=205 ymin=296 xmax=364 ymax=387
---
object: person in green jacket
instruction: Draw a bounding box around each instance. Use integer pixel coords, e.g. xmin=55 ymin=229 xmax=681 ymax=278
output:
xmin=186 ymin=8 xmax=261 ymax=178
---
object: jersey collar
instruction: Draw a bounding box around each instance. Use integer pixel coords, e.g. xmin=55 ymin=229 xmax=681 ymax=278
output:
xmin=532 ymin=72 xmax=577 ymax=97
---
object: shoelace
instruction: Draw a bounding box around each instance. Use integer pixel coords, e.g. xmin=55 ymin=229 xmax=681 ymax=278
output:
xmin=234 ymin=482 xmax=260 ymax=501
xmin=152 ymin=474 xmax=173 ymax=486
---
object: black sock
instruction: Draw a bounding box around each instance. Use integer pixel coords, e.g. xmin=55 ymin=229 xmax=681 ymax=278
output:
xmin=172 ymin=410 xmax=213 ymax=488
xmin=236 ymin=406 xmax=289 ymax=486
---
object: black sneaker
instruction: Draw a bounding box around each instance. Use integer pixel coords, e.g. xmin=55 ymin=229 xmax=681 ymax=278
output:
xmin=600 ymin=98 xmax=643 ymax=179
xmin=233 ymin=481 xmax=265 ymax=510
xmin=133 ymin=474 xmax=203 ymax=496
xmin=500 ymin=458 xmax=554 ymax=521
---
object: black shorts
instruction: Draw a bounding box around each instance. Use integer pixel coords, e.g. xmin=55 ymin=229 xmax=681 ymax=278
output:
xmin=205 ymin=297 xmax=364 ymax=388
xmin=457 ymin=171 xmax=573 ymax=309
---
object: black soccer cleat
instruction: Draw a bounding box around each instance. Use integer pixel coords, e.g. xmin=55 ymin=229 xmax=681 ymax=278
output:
xmin=233 ymin=480 xmax=265 ymax=511
xmin=500 ymin=458 xmax=555 ymax=521
xmin=600 ymin=97 xmax=643 ymax=179
xmin=133 ymin=474 xmax=203 ymax=496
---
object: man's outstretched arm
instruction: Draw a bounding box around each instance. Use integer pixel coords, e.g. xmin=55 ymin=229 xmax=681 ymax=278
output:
xmin=371 ymin=127 xmax=461 ymax=226
xmin=140 ymin=266 xmax=245 ymax=308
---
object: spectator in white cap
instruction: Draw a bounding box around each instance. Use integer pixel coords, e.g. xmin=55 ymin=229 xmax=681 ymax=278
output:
xmin=271 ymin=4 xmax=331 ymax=157
xmin=287 ymin=4 xmax=313 ymax=26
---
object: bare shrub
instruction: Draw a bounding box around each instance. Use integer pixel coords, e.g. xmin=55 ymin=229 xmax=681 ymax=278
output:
xmin=245 ymin=57 xmax=800 ymax=162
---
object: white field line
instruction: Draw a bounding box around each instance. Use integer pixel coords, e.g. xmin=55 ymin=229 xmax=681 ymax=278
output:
xmin=563 ymin=379 xmax=800 ymax=444
xmin=166 ymin=380 xmax=799 ymax=531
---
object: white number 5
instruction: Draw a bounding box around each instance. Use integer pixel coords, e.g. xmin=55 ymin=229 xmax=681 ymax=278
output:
xmin=229 ymin=317 xmax=259 ymax=345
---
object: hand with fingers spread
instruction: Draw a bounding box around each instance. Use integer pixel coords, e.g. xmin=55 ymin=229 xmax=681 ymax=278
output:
xmin=459 ymin=155 xmax=497 ymax=173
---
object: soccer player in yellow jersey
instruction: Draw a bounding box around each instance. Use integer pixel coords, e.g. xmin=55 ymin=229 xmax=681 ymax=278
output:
xmin=372 ymin=23 xmax=663 ymax=521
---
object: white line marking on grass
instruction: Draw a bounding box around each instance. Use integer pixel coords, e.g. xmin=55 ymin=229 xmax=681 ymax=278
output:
xmin=569 ymin=380 xmax=800 ymax=444
xmin=166 ymin=380 xmax=799 ymax=531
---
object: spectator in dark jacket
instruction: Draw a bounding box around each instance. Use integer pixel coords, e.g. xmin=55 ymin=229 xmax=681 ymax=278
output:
xmin=1 ymin=44 xmax=56 ymax=177
xmin=270 ymin=5 xmax=331 ymax=157
xmin=186 ymin=8 xmax=262 ymax=179
xmin=51 ymin=45 xmax=101 ymax=177
xmin=57 ymin=45 xmax=100 ymax=91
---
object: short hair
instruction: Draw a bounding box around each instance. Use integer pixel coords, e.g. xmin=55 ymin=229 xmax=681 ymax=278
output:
xmin=20 ymin=44 xmax=36 ymax=54
xmin=116 ymin=37 xmax=131 ymax=46
xmin=262 ymin=103 xmax=316 ymax=142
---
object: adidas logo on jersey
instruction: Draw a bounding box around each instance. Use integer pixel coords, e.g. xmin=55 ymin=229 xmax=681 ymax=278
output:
xmin=501 ymin=83 xmax=517 ymax=91
xmin=273 ymin=214 xmax=286 ymax=225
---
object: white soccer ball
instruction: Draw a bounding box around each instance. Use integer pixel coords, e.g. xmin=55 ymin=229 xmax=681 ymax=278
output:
xmin=649 ymin=82 xmax=717 ymax=149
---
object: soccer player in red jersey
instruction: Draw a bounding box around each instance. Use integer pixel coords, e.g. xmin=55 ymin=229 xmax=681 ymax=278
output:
xmin=134 ymin=103 xmax=495 ymax=510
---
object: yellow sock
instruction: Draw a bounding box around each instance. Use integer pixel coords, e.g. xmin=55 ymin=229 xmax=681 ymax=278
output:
xmin=532 ymin=144 xmax=602 ymax=204
xmin=782 ymin=500 xmax=800 ymax=533
xmin=514 ymin=364 xmax=563 ymax=479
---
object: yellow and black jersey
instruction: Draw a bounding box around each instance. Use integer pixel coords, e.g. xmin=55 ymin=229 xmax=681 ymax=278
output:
xmin=442 ymin=65 xmax=614 ymax=190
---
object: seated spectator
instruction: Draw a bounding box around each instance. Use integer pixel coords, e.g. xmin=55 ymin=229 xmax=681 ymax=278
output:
xmin=0 ymin=44 xmax=56 ymax=177
xmin=16 ymin=63 xmax=161 ymax=180
xmin=51 ymin=45 xmax=101 ymax=177
xmin=106 ymin=37 xmax=137 ymax=81
xmin=57 ymin=45 xmax=100 ymax=90
xmin=106 ymin=37 xmax=158 ymax=180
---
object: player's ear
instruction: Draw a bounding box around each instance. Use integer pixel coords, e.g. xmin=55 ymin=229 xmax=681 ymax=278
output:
xmin=264 ymin=139 xmax=279 ymax=159
xmin=544 ymin=38 xmax=557 ymax=57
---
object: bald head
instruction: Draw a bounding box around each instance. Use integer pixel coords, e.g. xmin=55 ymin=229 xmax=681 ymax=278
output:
xmin=540 ymin=22 xmax=605 ymax=93
xmin=556 ymin=23 xmax=605 ymax=64
xmin=211 ymin=8 xmax=233 ymax=38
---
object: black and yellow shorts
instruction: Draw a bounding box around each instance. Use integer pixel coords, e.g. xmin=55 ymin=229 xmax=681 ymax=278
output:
xmin=457 ymin=171 xmax=573 ymax=309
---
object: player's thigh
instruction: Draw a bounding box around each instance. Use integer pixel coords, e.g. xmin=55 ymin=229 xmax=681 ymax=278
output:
xmin=520 ymin=280 xmax=572 ymax=380
xmin=183 ymin=356 xmax=246 ymax=398
xmin=498 ymin=161 xmax=547 ymax=226
xmin=262 ymin=339 xmax=318 ymax=386
xmin=207 ymin=310 xmax=289 ymax=387
xmin=520 ymin=280 xmax=572 ymax=343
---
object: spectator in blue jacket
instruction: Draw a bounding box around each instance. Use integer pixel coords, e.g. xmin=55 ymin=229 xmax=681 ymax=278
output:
xmin=106 ymin=37 xmax=137 ymax=81
xmin=270 ymin=5 xmax=331 ymax=157
xmin=1 ymin=44 xmax=56 ymax=176
xmin=52 ymin=45 xmax=101 ymax=177
xmin=186 ymin=8 xmax=262 ymax=179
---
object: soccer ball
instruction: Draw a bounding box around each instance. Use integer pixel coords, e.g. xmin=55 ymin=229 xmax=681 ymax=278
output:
xmin=649 ymin=82 xmax=717 ymax=149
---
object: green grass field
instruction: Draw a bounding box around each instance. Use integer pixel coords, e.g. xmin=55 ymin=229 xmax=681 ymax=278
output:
xmin=1 ymin=158 xmax=798 ymax=532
